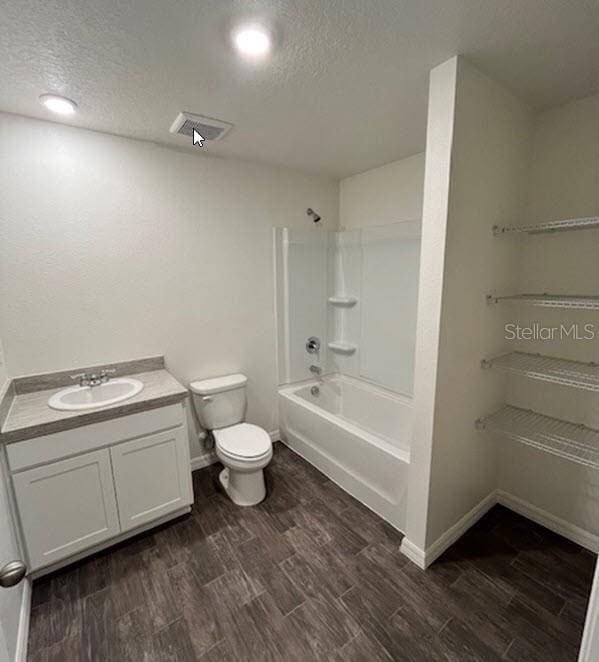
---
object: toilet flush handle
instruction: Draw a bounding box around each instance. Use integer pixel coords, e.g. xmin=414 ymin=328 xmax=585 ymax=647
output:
xmin=201 ymin=396 xmax=213 ymax=402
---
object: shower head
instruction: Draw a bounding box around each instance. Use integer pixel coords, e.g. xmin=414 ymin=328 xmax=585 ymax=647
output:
xmin=307 ymin=208 xmax=321 ymax=224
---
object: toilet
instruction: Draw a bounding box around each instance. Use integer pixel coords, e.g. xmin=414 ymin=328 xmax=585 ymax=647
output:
xmin=189 ymin=373 xmax=272 ymax=506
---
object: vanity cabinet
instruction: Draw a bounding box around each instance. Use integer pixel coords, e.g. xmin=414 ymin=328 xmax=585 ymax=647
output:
xmin=4 ymin=403 xmax=192 ymax=575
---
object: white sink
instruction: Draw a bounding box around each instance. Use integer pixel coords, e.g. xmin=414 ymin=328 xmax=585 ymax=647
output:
xmin=48 ymin=378 xmax=144 ymax=411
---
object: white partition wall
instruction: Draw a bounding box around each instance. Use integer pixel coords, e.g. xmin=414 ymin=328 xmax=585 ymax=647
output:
xmin=403 ymin=56 xmax=534 ymax=566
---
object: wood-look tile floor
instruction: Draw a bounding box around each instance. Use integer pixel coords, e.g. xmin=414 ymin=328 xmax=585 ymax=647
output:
xmin=28 ymin=444 xmax=595 ymax=661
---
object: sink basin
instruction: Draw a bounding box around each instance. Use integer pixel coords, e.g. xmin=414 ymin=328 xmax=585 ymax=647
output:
xmin=48 ymin=378 xmax=144 ymax=411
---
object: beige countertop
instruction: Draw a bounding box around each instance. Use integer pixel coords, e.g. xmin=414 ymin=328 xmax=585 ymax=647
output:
xmin=1 ymin=369 xmax=188 ymax=444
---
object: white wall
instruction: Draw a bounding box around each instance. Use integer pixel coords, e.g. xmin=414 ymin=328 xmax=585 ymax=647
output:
xmin=0 ymin=113 xmax=338 ymax=459
xmin=405 ymin=57 xmax=534 ymax=553
xmin=498 ymin=91 xmax=599 ymax=537
xmin=339 ymin=153 xmax=425 ymax=228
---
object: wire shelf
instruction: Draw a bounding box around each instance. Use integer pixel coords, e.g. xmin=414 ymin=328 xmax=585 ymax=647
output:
xmin=486 ymin=293 xmax=599 ymax=310
xmin=482 ymin=352 xmax=599 ymax=392
xmin=493 ymin=216 xmax=599 ymax=235
xmin=476 ymin=405 xmax=599 ymax=470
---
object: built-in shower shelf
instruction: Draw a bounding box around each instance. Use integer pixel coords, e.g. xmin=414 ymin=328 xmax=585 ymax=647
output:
xmin=328 ymin=296 xmax=358 ymax=307
xmin=482 ymin=352 xmax=599 ymax=392
xmin=327 ymin=341 xmax=357 ymax=356
xmin=486 ymin=293 xmax=599 ymax=310
xmin=476 ymin=405 xmax=599 ymax=470
xmin=493 ymin=216 xmax=599 ymax=235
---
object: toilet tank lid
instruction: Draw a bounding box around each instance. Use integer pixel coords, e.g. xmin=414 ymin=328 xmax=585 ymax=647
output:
xmin=190 ymin=373 xmax=247 ymax=395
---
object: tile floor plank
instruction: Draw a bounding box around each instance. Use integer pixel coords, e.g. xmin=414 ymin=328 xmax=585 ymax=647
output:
xmin=152 ymin=618 xmax=197 ymax=662
xmin=236 ymin=536 xmax=305 ymax=616
xmin=167 ymin=561 xmax=224 ymax=658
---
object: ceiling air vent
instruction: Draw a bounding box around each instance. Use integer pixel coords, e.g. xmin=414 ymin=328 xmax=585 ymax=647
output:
xmin=169 ymin=112 xmax=233 ymax=142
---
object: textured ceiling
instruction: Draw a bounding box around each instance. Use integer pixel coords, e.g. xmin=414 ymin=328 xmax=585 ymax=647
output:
xmin=2 ymin=0 xmax=599 ymax=178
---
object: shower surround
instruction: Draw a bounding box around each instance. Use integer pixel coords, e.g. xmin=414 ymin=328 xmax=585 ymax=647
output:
xmin=274 ymin=221 xmax=420 ymax=530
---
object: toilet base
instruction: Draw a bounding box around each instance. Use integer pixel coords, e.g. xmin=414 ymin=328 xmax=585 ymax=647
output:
xmin=219 ymin=467 xmax=266 ymax=507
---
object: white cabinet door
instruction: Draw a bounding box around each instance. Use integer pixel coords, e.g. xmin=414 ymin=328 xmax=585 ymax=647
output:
xmin=12 ymin=449 xmax=120 ymax=570
xmin=110 ymin=427 xmax=192 ymax=533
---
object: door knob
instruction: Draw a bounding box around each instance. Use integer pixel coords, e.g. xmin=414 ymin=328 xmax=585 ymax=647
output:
xmin=0 ymin=560 xmax=27 ymax=588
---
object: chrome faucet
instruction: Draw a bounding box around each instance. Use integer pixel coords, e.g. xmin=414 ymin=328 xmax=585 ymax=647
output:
xmin=309 ymin=365 xmax=322 ymax=376
xmin=71 ymin=368 xmax=116 ymax=387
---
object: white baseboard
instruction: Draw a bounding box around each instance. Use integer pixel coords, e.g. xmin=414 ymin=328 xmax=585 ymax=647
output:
xmin=579 ymin=563 xmax=599 ymax=662
xmin=15 ymin=578 xmax=31 ymax=662
xmin=496 ymin=490 xmax=599 ymax=554
xmin=190 ymin=452 xmax=217 ymax=471
xmin=401 ymin=488 xmax=599 ymax=571
xmin=189 ymin=430 xmax=280 ymax=471
xmin=425 ymin=490 xmax=498 ymax=567
xmin=401 ymin=490 xmax=497 ymax=569
xmin=399 ymin=537 xmax=427 ymax=569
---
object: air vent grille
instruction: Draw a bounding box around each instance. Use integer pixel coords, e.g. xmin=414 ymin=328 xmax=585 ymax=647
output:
xmin=169 ymin=112 xmax=233 ymax=142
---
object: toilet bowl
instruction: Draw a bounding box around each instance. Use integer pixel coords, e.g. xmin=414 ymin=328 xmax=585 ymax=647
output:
xmin=189 ymin=374 xmax=272 ymax=506
xmin=214 ymin=423 xmax=273 ymax=506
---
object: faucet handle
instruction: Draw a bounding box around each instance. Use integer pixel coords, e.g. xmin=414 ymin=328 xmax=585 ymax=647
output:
xmin=71 ymin=372 xmax=91 ymax=387
xmin=99 ymin=368 xmax=116 ymax=382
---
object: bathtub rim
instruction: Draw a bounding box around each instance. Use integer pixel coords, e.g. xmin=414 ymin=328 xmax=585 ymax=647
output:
xmin=278 ymin=374 xmax=411 ymax=463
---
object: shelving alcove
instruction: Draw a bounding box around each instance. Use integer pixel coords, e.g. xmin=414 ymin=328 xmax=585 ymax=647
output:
xmin=478 ymin=216 xmax=599 ymax=471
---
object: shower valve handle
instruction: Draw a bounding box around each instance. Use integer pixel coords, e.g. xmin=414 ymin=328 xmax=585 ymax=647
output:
xmin=306 ymin=337 xmax=321 ymax=354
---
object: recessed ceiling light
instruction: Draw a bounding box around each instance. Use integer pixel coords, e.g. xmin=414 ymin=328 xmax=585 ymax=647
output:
xmin=232 ymin=24 xmax=271 ymax=58
xmin=39 ymin=94 xmax=77 ymax=115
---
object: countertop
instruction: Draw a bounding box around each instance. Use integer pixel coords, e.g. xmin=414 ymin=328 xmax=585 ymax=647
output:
xmin=0 ymin=369 xmax=188 ymax=444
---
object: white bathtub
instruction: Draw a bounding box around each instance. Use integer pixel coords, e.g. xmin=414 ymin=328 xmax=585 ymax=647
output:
xmin=278 ymin=374 xmax=411 ymax=531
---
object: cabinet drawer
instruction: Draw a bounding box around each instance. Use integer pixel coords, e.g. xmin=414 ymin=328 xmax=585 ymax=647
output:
xmin=110 ymin=427 xmax=193 ymax=532
xmin=13 ymin=449 xmax=120 ymax=570
xmin=7 ymin=404 xmax=185 ymax=472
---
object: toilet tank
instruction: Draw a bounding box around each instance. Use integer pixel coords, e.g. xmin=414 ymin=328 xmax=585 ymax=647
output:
xmin=190 ymin=373 xmax=248 ymax=430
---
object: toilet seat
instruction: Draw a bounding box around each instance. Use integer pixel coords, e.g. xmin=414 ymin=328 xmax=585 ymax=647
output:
xmin=214 ymin=423 xmax=272 ymax=461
